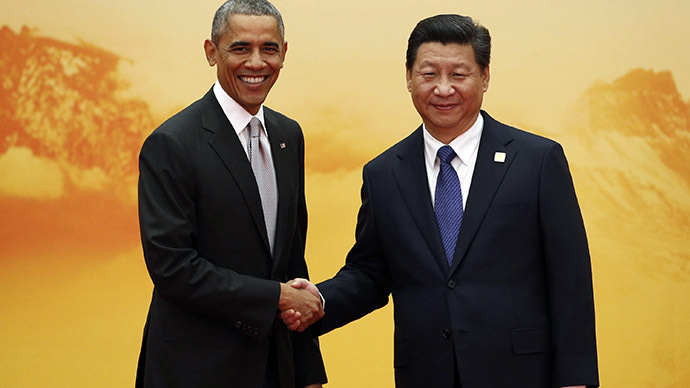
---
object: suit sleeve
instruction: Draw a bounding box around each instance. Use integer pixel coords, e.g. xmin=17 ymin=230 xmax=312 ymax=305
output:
xmin=286 ymin=126 xmax=328 ymax=386
xmin=138 ymin=130 xmax=280 ymax=339
xmin=539 ymin=143 xmax=599 ymax=387
xmin=317 ymin=166 xmax=392 ymax=335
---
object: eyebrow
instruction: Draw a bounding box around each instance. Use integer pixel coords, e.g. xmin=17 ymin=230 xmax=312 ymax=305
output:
xmin=229 ymin=41 xmax=280 ymax=48
xmin=418 ymin=60 xmax=471 ymax=70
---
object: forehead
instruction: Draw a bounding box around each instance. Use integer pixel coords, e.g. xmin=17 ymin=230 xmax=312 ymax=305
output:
xmin=221 ymin=14 xmax=282 ymax=43
xmin=414 ymin=42 xmax=477 ymax=68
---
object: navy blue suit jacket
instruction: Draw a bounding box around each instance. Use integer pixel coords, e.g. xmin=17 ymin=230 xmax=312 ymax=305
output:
xmin=318 ymin=111 xmax=598 ymax=388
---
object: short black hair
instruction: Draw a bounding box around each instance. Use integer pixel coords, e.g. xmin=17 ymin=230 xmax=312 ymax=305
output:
xmin=406 ymin=14 xmax=491 ymax=71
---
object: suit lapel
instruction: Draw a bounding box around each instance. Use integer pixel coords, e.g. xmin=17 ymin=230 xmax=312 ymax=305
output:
xmin=201 ymin=90 xmax=272 ymax=255
xmin=448 ymin=111 xmax=517 ymax=276
xmin=392 ymin=127 xmax=448 ymax=274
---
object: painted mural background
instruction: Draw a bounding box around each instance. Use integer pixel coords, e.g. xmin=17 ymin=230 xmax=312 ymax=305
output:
xmin=1 ymin=1 xmax=688 ymax=386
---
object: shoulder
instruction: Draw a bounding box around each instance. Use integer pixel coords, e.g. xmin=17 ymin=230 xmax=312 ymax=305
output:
xmin=140 ymin=94 xmax=213 ymax=158
xmin=151 ymin=96 xmax=207 ymax=138
xmin=264 ymin=106 xmax=298 ymax=125
xmin=364 ymin=127 xmax=422 ymax=171
xmin=264 ymin=106 xmax=301 ymax=133
xmin=482 ymin=111 xmax=561 ymax=152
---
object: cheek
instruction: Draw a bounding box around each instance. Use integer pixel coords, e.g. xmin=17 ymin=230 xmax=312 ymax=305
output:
xmin=458 ymin=85 xmax=481 ymax=100
xmin=411 ymin=85 xmax=433 ymax=100
xmin=268 ymin=57 xmax=284 ymax=70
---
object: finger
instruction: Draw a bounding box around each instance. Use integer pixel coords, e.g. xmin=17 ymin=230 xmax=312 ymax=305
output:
xmin=282 ymin=311 xmax=301 ymax=323
xmin=296 ymin=320 xmax=311 ymax=332
xmin=290 ymin=278 xmax=308 ymax=289
xmin=283 ymin=315 xmax=300 ymax=327
xmin=287 ymin=320 xmax=301 ymax=331
xmin=281 ymin=313 xmax=300 ymax=326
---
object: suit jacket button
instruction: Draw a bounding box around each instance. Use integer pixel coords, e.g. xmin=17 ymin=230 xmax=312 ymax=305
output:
xmin=234 ymin=321 xmax=242 ymax=329
xmin=442 ymin=329 xmax=452 ymax=339
xmin=447 ymin=280 xmax=456 ymax=289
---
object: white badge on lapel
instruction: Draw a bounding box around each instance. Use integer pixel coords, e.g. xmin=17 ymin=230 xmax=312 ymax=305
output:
xmin=494 ymin=152 xmax=506 ymax=163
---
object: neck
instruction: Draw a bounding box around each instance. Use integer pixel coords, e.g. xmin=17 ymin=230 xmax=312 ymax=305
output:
xmin=426 ymin=111 xmax=481 ymax=144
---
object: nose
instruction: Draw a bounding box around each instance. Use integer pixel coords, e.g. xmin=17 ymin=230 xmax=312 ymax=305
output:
xmin=434 ymin=76 xmax=456 ymax=97
xmin=245 ymin=49 xmax=265 ymax=69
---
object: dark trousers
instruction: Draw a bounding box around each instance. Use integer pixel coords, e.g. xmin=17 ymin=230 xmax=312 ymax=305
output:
xmin=262 ymin=336 xmax=280 ymax=388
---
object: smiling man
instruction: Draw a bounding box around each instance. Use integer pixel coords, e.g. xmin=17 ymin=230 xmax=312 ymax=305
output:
xmin=135 ymin=1 xmax=326 ymax=388
xmin=283 ymin=14 xmax=599 ymax=388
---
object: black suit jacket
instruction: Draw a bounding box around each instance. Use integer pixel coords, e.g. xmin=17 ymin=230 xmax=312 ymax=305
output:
xmin=318 ymin=111 xmax=598 ymax=388
xmin=136 ymin=89 xmax=326 ymax=388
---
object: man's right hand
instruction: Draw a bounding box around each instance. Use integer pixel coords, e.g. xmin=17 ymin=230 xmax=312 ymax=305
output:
xmin=278 ymin=279 xmax=323 ymax=331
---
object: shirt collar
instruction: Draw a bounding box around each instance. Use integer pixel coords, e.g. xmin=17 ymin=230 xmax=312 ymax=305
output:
xmin=213 ymin=81 xmax=267 ymax=137
xmin=423 ymin=113 xmax=484 ymax=167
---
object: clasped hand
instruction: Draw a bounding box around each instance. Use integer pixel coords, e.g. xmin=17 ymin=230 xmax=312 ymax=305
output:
xmin=278 ymin=278 xmax=323 ymax=332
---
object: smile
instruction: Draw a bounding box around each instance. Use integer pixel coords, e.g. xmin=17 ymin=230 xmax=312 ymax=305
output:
xmin=239 ymin=75 xmax=268 ymax=84
xmin=432 ymin=104 xmax=458 ymax=111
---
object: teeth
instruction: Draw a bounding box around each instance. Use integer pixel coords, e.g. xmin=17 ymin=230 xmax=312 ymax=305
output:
xmin=241 ymin=76 xmax=265 ymax=84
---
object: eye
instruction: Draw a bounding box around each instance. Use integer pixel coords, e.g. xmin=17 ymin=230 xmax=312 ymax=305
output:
xmin=262 ymin=46 xmax=279 ymax=53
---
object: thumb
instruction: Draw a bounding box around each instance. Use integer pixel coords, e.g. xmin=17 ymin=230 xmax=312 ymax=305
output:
xmin=290 ymin=278 xmax=309 ymax=289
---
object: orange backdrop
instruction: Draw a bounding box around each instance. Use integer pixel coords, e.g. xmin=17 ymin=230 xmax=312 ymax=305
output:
xmin=1 ymin=1 xmax=689 ymax=387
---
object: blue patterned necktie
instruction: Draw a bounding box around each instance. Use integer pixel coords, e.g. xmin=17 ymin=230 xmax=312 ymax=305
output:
xmin=434 ymin=145 xmax=463 ymax=266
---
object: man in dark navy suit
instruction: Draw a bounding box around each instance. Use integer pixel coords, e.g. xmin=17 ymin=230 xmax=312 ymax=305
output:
xmin=283 ymin=14 xmax=598 ymax=388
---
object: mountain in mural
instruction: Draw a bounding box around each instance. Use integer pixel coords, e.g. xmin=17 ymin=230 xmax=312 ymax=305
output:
xmin=0 ymin=25 xmax=154 ymax=202
xmin=0 ymin=26 xmax=155 ymax=253
xmin=572 ymin=69 xmax=690 ymax=182
xmin=562 ymin=68 xmax=690 ymax=280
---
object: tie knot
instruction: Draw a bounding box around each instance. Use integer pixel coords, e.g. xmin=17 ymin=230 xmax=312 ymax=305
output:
xmin=437 ymin=145 xmax=456 ymax=164
xmin=249 ymin=117 xmax=262 ymax=138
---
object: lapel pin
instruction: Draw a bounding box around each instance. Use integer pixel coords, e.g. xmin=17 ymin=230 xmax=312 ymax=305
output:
xmin=280 ymin=142 xmax=286 ymax=149
xmin=494 ymin=152 xmax=506 ymax=163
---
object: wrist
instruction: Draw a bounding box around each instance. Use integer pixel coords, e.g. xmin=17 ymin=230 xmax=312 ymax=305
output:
xmin=278 ymin=282 xmax=291 ymax=310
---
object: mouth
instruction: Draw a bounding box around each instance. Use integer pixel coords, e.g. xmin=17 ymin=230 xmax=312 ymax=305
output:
xmin=238 ymin=75 xmax=269 ymax=84
xmin=432 ymin=103 xmax=458 ymax=111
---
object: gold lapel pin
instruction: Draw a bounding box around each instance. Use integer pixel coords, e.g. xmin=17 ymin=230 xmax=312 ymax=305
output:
xmin=494 ymin=152 xmax=506 ymax=163
xmin=280 ymin=143 xmax=286 ymax=149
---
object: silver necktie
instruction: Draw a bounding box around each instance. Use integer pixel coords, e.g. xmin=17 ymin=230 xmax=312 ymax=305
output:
xmin=248 ymin=117 xmax=278 ymax=254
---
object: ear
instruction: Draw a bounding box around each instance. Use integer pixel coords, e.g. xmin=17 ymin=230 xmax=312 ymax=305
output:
xmin=481 ymin=64 xmax=490 ymax=92
xmin=280 ymin=41 xmax=288 ymax=68
xmin=204 ymin=39 xmax=217 ymax=67
xmin=282 ymin=41 xmax=288 ymax=58
xmin=405 ymin=63 xmax=412 ymax=92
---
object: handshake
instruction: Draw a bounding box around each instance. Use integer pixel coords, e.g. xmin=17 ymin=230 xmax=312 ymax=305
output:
xmin=278 ymin=278 xmax=323 ymax=332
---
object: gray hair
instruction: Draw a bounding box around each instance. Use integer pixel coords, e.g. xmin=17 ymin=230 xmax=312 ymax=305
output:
xmin=211 ymin=0 xmax=285 ymax=45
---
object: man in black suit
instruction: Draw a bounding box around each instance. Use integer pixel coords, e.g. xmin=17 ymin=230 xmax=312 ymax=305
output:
xmin=136 ymin=1 xmax=326 ymax=387
xmin=283 ymin=14 xmax=598 ymax=388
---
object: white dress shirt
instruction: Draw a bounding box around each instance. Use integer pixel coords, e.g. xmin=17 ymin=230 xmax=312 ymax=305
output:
xmin=212 ymin=81 xmax=274 ymax=161
xmin=423 ymin=113 xmax=483 ymax=209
